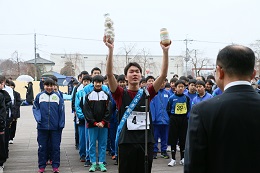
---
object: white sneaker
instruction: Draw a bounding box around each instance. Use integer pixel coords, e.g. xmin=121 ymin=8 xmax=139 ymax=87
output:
xmin=168 ymin=159 xmax=176 ymax=167
xmin=180 ymin=158 xmax=184 ymax=165
xmin=9 ymin=140 xmax=13 ymax=144
xmin=0 ymin=166 xmax=4 ymax=173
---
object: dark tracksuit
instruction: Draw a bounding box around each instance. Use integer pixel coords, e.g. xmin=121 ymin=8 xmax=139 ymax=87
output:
xmin=33 ymin=91 xmax=65 ymax=169
xmin=0 ymin=89 xmax=12 ymax=160
xmin=167 ymin=93 xmax=190 ymax=160
xmin=0 ymin=92 xmax=6 ymax=166
xmin=116 ymin=89 xmax=155 ymax=173
xmin=10 ymin=90 xmax=21 ymax=140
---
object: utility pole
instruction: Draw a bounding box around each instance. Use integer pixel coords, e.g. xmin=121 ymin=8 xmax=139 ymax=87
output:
xmin=34 ymin=33 xmax=37 ymax=81
xmin=174 ymin=64 xmax=179 ymax=75
xmin=16 ymin=51 xmax=20 ymax=76
xmin=184 ymin=38 xmax=193 ymax=76
xmin=194 ymin=50 xmax=197 ymax=77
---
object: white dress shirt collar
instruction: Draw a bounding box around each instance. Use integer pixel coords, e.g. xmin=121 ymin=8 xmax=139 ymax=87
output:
xmin=224 ymin=81 xmax=251 ymax=91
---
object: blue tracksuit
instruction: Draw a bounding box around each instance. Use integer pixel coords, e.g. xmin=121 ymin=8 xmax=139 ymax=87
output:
xmin=84 ymin=88 xmax=110 ymax=164
xmin=75 ymin=88 xmax=90 ymax=161
xmin=150 ymin=88 xmax=170 ymax=153
xmin=212 ymin=87 xmax=223 ymax=97
xmin=33 ymin=90 xmax=65 ymax=169
xmin=192 ymin=92 xmax=213 ymax=105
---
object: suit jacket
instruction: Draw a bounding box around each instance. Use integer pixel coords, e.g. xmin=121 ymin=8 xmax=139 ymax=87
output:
xmin=184 ymin=85 xmax=260 ymax=173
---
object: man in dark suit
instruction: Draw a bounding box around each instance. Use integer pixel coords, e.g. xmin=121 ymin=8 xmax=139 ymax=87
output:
xmin=184 ymin=45 xmax=260 ymax=173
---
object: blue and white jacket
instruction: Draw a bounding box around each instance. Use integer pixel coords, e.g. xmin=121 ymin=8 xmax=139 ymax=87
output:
xmin=33 ymin=91 xmax=65 ymax=130
xmin=150 ymin=88 xmax=170 ymax=125
xmin=75 ymin=88 xmax=86 ymax=125
xmin=83 ymin=89 xmax=110 ymax=128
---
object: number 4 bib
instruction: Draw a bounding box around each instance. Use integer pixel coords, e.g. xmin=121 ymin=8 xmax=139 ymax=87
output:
xmin=127 ymin=111 xmax=150 ymax=130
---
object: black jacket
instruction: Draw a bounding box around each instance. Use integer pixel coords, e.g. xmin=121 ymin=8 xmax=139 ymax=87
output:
xmin=83 ymin=89 xmax=110 ymax=128
xmin=0 ymin=93 xmax=6 ymax=132
xmin=25 ymin=82 xmax=34 ymax=104
xmin=11 ymin=90 xmax=21 ymax=119
xmin=185 ymin=85 xmax=260 ymax=173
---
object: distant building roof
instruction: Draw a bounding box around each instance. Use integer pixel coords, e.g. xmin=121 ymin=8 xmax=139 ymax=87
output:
xmin=25 ymin=53 xmax=55 ymax=65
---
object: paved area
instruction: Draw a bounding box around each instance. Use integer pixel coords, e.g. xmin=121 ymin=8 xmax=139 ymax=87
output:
xmin=4 ymin=101 xmax=184 ymax=173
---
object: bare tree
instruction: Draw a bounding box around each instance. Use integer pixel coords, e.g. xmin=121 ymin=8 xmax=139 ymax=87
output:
xmin=60 ymin=61 xmax=75 ymax=76
xmin=119 ymin=43 xmax=137 ymax=66
xmin=250 ymin=40 xmax=260 ymax=60
xmin=131 ymin=48 xmax=159 ymax=76
xmin=250 ymin=40 xmax=260 ymax=75
xmin=189 ymin=50 xmax=211 ymax=77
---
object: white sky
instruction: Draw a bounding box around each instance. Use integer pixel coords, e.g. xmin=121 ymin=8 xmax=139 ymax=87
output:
xmin=0 ymin=0 xmax=259 ymax=62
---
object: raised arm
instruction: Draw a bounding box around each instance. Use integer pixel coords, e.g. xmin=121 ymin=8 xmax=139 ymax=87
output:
xmin=104 ymin=36 xmax=118 ymax=93
xmin=152 ymin=43 xmax=170 ymax=92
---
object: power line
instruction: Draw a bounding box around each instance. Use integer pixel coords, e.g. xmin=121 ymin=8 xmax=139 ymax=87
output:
xmin=0 ymin=33 xmax=33 ymax=36
xmin=0 ymin=32 xmax=234 ymax=44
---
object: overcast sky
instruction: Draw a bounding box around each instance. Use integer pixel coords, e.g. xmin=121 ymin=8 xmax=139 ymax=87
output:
xmin=0 ymin=0 xmax=259 ymax=62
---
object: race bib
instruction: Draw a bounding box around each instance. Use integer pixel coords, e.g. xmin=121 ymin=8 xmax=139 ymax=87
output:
xmin=175 ymin=103 xmax=187 ymax=114
xmin=127 ymin=111 xmax=150 ymax=130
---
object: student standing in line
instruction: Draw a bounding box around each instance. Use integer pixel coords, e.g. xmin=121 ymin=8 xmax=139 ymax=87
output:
xmin=33 ymin=79 xmax=65 ymax=173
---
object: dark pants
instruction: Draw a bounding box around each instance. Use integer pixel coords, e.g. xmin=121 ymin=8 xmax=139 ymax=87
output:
xmin=109 ymin=119 xmax=118 ymax=156
xmin=9 ymin=119 xmax=17 ymax=140
xmin=37 ymin=129 xmax=62 ymax=169
xmin=0 ymin=133 xmax=6 ymax=166
xmin=168 ymin=115 xmax=188 ymax=159
xmin=153 ymin=124 xmax=169 ymax=153
xmin=4 ymin=121 xmax=10 ymax=159
xmin=118 ymin=143 xmax=153 ymax=173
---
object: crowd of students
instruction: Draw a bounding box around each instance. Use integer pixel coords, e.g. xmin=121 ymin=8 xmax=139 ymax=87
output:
xmin=34 ymin=41 xmax=260 ymax=173
xmin=1 ymin=42 xmax=260 ymax=173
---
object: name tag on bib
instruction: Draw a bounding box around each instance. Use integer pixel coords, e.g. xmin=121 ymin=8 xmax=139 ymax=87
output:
xmin=127 ymin=111 xmax=150 ymax=130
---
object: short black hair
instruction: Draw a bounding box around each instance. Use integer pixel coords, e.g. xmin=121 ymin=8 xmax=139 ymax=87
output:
xmin=117 ymin=74 xmax=125 ymax=82
xmin=124 ymin=62 xmax=142 ymax=76
xmin=145 ymin=75 xmax=155 ymax=82
xmin=207 ymin=75 xmax=215 ymax=81
xmin=216 ymin=45 xmax=255 ymax=77
xmin=173 ymin=74 xmax=179 ymax=78
xmin=82 ymin=75 xmax=92 ymax=82
xmin=170 ymin=77 xmax=178 ymax=83
xmin=91 ymin=67 xmax=101 ymax=75
xmin=140 ymin=77 xmax=146 ymax=84
xmin=179 ymin=76 xmax=189 ymax=82
xmin=205 ymin=79 xmax=214 ymax=85
xmin=92 ymin=75 xmax=104 ymax=83
xmin=189 ymin=79 xmax=197 ymax=85
xmin=44 ymin=78 xmax=55 ymax=86
xmin=9 ymin=81 xmax=15 ymax=88
xmin=196 ymin=80 xmax=205 ymax=87
xmin=48 ymin=75 xmax=58 ymax=82
xmin=165 ymin=82 xmax=171 ymax=88
xmin=175 ymin=80 xmax=186 ymax=87
xmin=81 ymin=71 xmax=89 ymax=76
xmin=187 ymin=75 xmax=193 ymax=80
xmin=5 ymin=79 xmax=10 ymax=86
